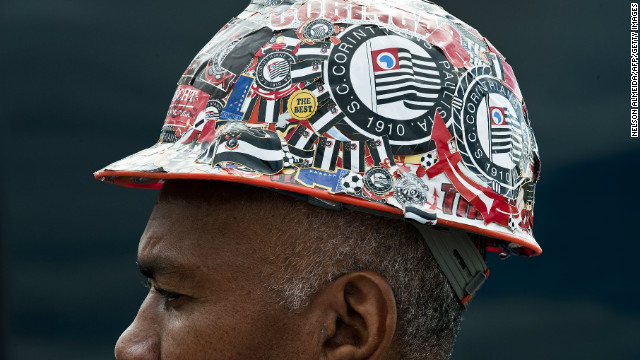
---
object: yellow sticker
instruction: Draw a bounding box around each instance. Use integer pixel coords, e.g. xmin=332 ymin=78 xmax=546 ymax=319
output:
xmin=402 ymin=154 xmax=423 ymax=164
xmin=287 ymin=90 xmax=318 ymax=120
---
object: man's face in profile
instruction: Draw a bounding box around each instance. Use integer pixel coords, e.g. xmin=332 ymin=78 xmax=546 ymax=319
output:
xmin=115 ymin=183 xmax=315 ymax=359
xmin=115 ymin=180 xmax=463 ymax=360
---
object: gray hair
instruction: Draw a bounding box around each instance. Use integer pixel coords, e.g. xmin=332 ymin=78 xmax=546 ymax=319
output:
xmin=261 ymin=197 xmax=464 ymax=360
xmin=163 ymin=180 xmax=464 ymax=359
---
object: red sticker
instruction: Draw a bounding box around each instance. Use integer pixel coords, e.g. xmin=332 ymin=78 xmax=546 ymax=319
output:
xmin=164 ymin=85 xmax=210 ymax=135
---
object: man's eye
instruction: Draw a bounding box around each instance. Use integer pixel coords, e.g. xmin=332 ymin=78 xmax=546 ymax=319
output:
xmin=143 ymin=279 xmax=183 ymax=306
xmin=154 ymin=287 xmax=183 ymax=304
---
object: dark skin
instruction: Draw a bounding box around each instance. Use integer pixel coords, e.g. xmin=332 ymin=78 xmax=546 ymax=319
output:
xmin=115 ymin=181 xmax=399 ymax=360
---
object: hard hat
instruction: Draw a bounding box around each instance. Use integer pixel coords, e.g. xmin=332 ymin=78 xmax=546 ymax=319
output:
xmin=95 ymin=0 xmax=541 ymax=302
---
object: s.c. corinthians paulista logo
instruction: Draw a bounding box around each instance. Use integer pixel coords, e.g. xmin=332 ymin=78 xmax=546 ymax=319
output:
xmin=452 ymin=66 xmax=536 ymax=199
xmin=256 ymin=50 xmax=296 ymax=90
xmin=324 ymin=25 xmax=456 ymax=155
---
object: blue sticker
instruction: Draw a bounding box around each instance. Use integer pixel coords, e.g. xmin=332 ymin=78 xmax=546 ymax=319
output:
xmin=296 ymin=168 xmax=349 ymax=193
xmin=220 ymin=74 xmax=254 ymax=120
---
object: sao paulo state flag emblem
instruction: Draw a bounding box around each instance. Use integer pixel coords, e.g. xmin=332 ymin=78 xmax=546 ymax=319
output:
xmin=371 ymin=48 xmax=400 ymax=72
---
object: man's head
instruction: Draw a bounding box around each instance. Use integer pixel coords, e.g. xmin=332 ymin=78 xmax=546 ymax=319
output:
xmin=97 ymin=1 xmax=542 ymax=358
xmin=115 ymin=180 xmax=464 ymax=360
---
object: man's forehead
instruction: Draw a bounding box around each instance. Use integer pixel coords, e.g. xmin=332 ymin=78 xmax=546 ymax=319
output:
xmin=137 ymin=181 xmax=293 ymax=274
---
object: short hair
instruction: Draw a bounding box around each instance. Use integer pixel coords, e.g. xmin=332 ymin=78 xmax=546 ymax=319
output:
xmin=163 ymin=180 xmax=464 ymax=359
xmin=267 ymin=197 xmax=463 ymax=360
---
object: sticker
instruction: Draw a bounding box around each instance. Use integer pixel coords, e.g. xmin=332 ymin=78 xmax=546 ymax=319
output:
xmin=282 ymin=142 xmax=308 ymax=168
xmin=212 ymin=123 xmax=284 ymax=174
xmin=325 ymin=26 xmax=455 ymax=155
xmin=290 ymin=59 xmax=323 ymax=83
xmin=256 ymin=50 xmax=296 ymax=90
xmin=202 ymin=40 xmax=240 ymax=91
xmin=392 ymin=173 xmax=429 ymax=207
xmin=427 ymin=111 xmax=516 ymax=227
xmin=451 ymin=66 xmax=535 ymax=199
xmin=339 ymin=171 xmax=363 ymax=194
xmin=301 ymin=18 xmax=334 ymax=43
xmin=363 ymin=167 xmax=393 ymax=195
xmin=206 ymin=99 xmax=225 ymax=120
xmin=287 ymin=89 xmax=318 ymax=120
xmin=285 ymin=123 xmax=318 ymax=152
xmin=257 ymin=97 xmax=283 ymax=124
xmin=164 ymin=85 xmax=210 ymax=139
xmin=160 ymin=125 xmax=178 ymax=143
xmin=295 ymin=42 xmax=331 ymax=61
xmin=220 ymin=74 xmax=255 ymax=120
xmin=366 ymin=136 xmax=396 ymax=167
xmin=257 ymin=31 xmax=301 ymax=57
xmin=296 ymin=167 xmax=350 ymax=193
xmin=404 ymin=206 xmax=437 ymax=225
xmin=313 ymin=137 xmax=340 ymax=171
xmin=306 ymin=80 xmax=330 ymax=103
xmin=340 ymin=140 xmax=365 ymax=173
xmin=421 ymin=149 xmax=438 ymax=169
xmin=308 ymin=99 xmax=345 ymax=134
xmin=455 ymin=24 xmax=488 ymax=68
xmin=439 ymin=183 xmax=483 ymax=220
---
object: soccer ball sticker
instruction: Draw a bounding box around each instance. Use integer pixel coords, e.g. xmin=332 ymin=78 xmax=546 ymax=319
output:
xmin=421 ymin=150 xmax=439 ymax=169
xmin=340 ymin=172 xmax=364 ymax=195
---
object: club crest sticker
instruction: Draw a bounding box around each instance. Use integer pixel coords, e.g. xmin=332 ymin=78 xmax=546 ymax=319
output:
xmin=393 ymin=174 xmax=429 ymax=207
xmin=363 ymin=167 xmax=393 ymax=195
xmin=203 ymin=40 xmax=240 ymax=91
xmin=256 ymin=51 xmax=296 ymax=90
xmin=325 ymin=26 xmax=456 ymax=155
xmin=301 ymin=19 xmax=334 ymax=43
xmin=451 ymin=66 xmax=535 ymax=198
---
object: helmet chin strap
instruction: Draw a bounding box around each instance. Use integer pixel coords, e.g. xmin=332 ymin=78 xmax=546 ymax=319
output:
xmin=342 ymin=198 xmax=489 ymax=307
xmin=266 ymin=191 xmax=489 ymax=307
xmin=411 ymin=224 xmax=489 ymax=307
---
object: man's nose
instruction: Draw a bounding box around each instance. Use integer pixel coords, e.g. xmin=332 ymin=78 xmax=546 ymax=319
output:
xmin=115 ymin=293 xmax=161 ymax=360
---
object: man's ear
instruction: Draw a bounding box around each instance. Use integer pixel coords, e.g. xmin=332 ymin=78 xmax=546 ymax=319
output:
xmin=314 ymin=271 xmax=397 ymax=360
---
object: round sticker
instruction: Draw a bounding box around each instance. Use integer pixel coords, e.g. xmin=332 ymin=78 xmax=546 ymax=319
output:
xmin=324 ymin=26 xmax=456 ymax=155
xmin=363 ymin=167 xmax=393 ymax=195
xmin=302 ymin=19 xmax=334 ymax=42
xmin=287 ymin=90 xmax=318 ymax=120
xmin=451 ymin=66 xmax=535 ymax=199
xmin=256 ymin=51 xmax=295 ymax=90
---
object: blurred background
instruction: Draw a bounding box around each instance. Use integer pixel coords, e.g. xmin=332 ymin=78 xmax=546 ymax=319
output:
xmin=1 ymin=0 xmax=637 ymax=359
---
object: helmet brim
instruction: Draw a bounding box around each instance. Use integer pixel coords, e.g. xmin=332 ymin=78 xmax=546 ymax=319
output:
xmin=95 ymin=143 xmax=542 ymax=257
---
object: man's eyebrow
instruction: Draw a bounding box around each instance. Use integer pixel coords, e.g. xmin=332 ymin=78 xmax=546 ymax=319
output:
xmin=137 ymin=260 xmax=155 ymax=279
xmin=137 ymin=256 xmax=187 ymax=279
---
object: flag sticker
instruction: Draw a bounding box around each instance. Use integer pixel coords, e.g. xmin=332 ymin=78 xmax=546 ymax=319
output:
xmin=257 ymin=98 xmax=282 ymax=124
xmin=220 ymin=75 xmax=254 ymax=120
xmin=313 ymin=137 xmax=340 ymax=171
xmin=366 ymin=136 xmax=396 ymax=167
xmin=286 ymin=123 xmax=318 ymax=151
xmin=296 ymin=168 xmax=350 ymax=193
xmin=308 ymin=100 xmax=345 ymax=135
xmin=305 ymin=80 xmax=330 ymax=103
xmin=212 ymin=124 xmax=284 ymax=174
xmin=341 ymin=140 xmax=365 ymax=173
xmin=296 ymin=42 xmax=330 ymax=61
xmin=291 ymin=60 xmax=323 ymax=83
